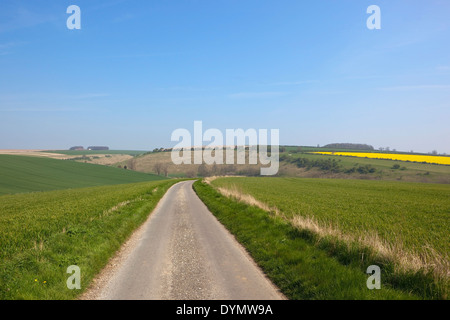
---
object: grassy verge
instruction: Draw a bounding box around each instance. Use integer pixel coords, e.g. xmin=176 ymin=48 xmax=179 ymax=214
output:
xmin=193 ymin=180 xmax=420 ymax=300
xmin=0 ymin=179 xmax=180 ymax=299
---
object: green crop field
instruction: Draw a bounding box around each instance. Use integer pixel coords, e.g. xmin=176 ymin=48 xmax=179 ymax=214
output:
xmin=0 ymin=179 xmax=180 ymax=300
xmin=201 ymin=177 xmax=450 ymax=299
xmin=0 ymin=154 xmax=166 ymax=195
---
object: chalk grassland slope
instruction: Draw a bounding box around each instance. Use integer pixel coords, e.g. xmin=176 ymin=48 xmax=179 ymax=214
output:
xmin=0 ymin=179 xmax=180 ymax=300
xmin=206 ymin=177 xmax=450 ymax=299
xmin=119 ymin=150 xmax=269 ymax=178
xmin=0 ymin=154 xmax=166 ymax=195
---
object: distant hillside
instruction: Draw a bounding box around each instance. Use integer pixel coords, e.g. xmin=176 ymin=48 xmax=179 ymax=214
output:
xmin=0 ymin=154 xmax=166 ymax=195
xmin=323 ymin=143 xmax=374 ymax=151
xmin=44 ymin=150 xmax=147 ymax=156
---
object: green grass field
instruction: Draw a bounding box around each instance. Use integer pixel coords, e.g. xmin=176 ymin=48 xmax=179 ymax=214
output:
xmin=193 ymin=180 xmax=418 ymax=299
xmin=0 ymin=154 xmax=166 ymax=195
xmin=203 ymin=177 xmax=450 ymax=299
xmin=0 ymin=179 xmax=180 ymax=299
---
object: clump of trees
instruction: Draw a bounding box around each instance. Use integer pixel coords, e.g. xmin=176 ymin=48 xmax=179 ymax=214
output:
xmin=345 ymin=165 xmax=376 ymax=174
xmin=280 ymin=154 xmax=378 ymax=175
xmin=197 ymin=164 xmax=241 ymax=177
xmin=185 ymin=168 xmax=198 ymax=178
xmin=153 ymin=163 xmax=169 ymax=177
xmin=391 ymin=164 xmax=406 ymax=170
xmin=280 ymin=155 xmax=342 ymax=173
xmin=69 ymin=155 xmax=91 ymax=161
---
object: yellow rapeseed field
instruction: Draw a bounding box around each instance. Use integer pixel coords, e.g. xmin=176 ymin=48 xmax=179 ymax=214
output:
xmin=312 ymin=152 xmax=450 ymax=165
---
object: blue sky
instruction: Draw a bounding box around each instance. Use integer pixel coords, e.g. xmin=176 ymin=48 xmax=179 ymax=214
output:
xmin=0 ymin=0 xmax=449 ymax=153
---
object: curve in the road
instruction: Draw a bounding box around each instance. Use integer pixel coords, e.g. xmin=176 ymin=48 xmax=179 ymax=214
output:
xmin=81 ymin=180 xmax=285 ymax=300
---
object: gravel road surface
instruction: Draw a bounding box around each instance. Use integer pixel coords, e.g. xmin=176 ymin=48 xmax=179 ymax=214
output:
xmin=81 ymin=180 xmax=285 ymax=300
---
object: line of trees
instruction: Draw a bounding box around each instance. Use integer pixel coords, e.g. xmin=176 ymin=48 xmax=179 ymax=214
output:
xmin=323 ymin=143 xmax=374 ymax=151
xmin=280 ymin=154 xmax=377 ymax=174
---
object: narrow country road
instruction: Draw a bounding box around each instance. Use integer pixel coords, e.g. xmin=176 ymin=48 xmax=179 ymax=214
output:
xmin=81 ymin=180 xmax=285 ymax=300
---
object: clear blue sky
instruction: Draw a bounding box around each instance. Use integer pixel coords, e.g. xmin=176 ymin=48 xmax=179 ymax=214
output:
xmin=1 ymin=0 xmax=449 ymax=153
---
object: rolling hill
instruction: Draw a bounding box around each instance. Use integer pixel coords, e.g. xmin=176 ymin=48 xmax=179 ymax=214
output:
xmin=0 ymin=154 xmax=166 ymax=195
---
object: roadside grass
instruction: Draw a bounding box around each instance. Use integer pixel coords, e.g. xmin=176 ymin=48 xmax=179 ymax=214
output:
xmin=193 ymin=180 xmax=418 ymax=300
xmin=0 ymin=179 xmax=180 ymax=300
xmin=0 ymin=154 xmax=166 ymax=195
xmin=206 ymin=177 xmax=449 ymax=299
